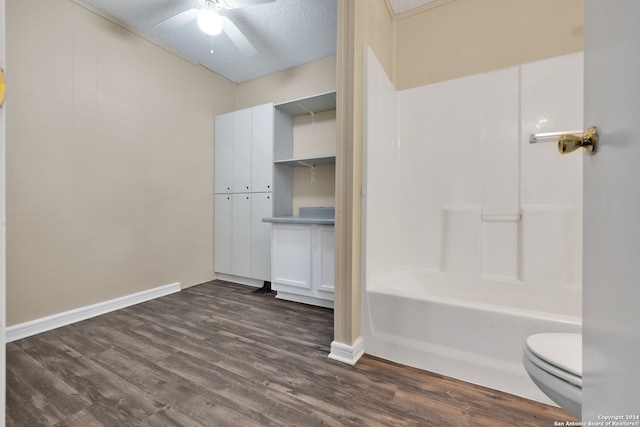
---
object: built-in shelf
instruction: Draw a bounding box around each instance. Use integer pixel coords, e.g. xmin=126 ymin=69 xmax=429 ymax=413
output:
xmin=273 ymin=154 xmax=336 ymax=167
xmin=272 ymin=91 xmax=337 ymax=217
xmin=274 ymin=91 xmax=336 ymax=117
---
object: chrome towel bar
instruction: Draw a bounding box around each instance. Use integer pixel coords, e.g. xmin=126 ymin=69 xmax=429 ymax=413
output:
xmin=529 ymin=130 xmax=582 ymax=144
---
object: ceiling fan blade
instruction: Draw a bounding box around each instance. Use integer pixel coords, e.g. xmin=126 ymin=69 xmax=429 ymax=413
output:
xmin=153 ymin=8 xmax=198 ymax=32
xmin=222 ymin=16 xmax=257 ymax=57
xmin=219 ymin=0 xmax=275 ymax=9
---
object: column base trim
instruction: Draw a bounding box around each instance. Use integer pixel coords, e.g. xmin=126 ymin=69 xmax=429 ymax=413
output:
xmin=328 ymin=337 xmax=364 ymax=365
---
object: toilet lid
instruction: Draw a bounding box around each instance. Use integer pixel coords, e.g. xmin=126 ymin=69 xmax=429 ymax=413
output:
xmin=526 ymin=333 xmax=582 ymax=378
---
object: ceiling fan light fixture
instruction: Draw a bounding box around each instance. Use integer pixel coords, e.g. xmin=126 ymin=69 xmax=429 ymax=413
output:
xmin=197 ymin=2 xmax=223 ymax=35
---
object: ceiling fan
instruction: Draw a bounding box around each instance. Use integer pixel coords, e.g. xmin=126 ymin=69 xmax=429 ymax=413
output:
xmin=153 ymin=0 xmax=275 ymax=57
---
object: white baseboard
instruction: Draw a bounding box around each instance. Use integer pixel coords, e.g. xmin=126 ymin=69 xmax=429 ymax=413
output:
xmin=328 ymin=336 xmax=364 ymax=366
xmin=5 ymin=282 xmax=181 ymax=343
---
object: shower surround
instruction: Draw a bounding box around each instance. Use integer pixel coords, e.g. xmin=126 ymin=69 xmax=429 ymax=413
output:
xmin=362 ymin=47 xmax=583 ymax=404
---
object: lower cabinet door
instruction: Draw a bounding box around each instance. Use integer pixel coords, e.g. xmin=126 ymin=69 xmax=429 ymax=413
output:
xmin=232 ymin=193 xmax=252 ymax=278
xmin=314 ymin=225 xmax=335 ymax=294
xmin=251 ymin=192 xmax=273 ymax=281
xmin=271 ymin=224 xmax=312 ymax=290
xmin=214 ymin=194 xmax=233 ymax=274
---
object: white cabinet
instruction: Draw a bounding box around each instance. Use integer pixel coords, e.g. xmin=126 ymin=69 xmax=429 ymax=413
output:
xmin=215 ymin=105 xmax=273 ymax=194
xmin=214 ymin=103 xmax=274 ymax=284
xmin=232 ymin=107 xmax=252 ymax=193
xmin=214 ymin=108 xmax=251 ymax=194
xmin=271 ymin=223 xmax=334 ymax=308
xmin=215 ymin=192 xmax=273 ymax=281
xmin=266 ymin=91 xmax=337 ymax=307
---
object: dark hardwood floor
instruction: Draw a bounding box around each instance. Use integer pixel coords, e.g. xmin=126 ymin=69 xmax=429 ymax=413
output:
xmin=7 ymin=280 xmax=577 ymax=426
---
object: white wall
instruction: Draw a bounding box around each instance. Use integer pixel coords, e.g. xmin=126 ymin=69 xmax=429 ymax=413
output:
xmin=582 ymin=0 xmax=640 ymax=419
xmin=364 ymin=48 xmax=583 ymax=310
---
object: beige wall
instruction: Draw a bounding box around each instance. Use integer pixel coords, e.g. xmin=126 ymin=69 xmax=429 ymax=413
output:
xmin=292 ymin=164 xmax=335 ymax=215
xmin=293 ymin=110 xmax=336 ymax=159
xmin=5 ymin=0 xmax=236 ymax=325
xmin=358 ymin=0 xmax=396 ymax=81
xmin=394 ymin=0 xmax=584 ymax=89
xmin=236 ymin=56 xmax=336 ymax=109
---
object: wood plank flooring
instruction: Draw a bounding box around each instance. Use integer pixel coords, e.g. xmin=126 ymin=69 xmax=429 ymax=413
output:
xmin=7 ymin=280 xmax=578 ymax=426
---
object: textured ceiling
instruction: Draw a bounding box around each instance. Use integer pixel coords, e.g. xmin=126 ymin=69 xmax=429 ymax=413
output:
xmin=81 ymin=0 xmax=338 ymax=84
xmin=80 ymin=0 xmax=434 ymax=84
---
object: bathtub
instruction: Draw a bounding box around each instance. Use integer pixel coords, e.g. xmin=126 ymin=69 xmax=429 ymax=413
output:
xmin=361 ymin=47 xmax=584 ymax=405
xmin=361 ymin=269 xmax=582 ymax=405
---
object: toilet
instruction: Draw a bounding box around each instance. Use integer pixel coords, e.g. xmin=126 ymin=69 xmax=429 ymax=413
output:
xmin=523 ymin=333 xmax=582 ymax=419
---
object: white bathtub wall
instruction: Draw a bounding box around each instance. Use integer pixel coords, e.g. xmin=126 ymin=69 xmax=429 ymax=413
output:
xmin=363 ymin=47 xmax=399 ymax=282
xmin=520 ymin=53 xmax=583 ymax=288
xmin=366 ymin=51 xmax=583 ymax=293
xmin=480 ymin=67 xmax=520 ymax=281
xmin=396 ymin=66 xmax=525 ymax=281
xmin=481 ymin=67 xmax=520 ymax=217
xmin=396 ymin=73 xmax=484 ymax=276
xmin=442 ymin=206 xmax=481 ymax=282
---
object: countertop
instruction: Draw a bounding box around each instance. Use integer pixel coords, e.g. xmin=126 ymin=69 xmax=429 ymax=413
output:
xmin=262 ymin=216 xmax=334 ymax=225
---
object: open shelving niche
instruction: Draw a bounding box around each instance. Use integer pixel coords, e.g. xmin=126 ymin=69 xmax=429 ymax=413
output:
xmin=272 ymin=91 xmax=336 ymax=217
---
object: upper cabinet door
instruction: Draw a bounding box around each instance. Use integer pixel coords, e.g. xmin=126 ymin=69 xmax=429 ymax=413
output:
xmin=232 ymin=107 xmax=253 ymax=193
xmin=251 ymin=103 xmax=274 ymax=192
xmin=214 ymin=112 xmax=233 ymax=193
